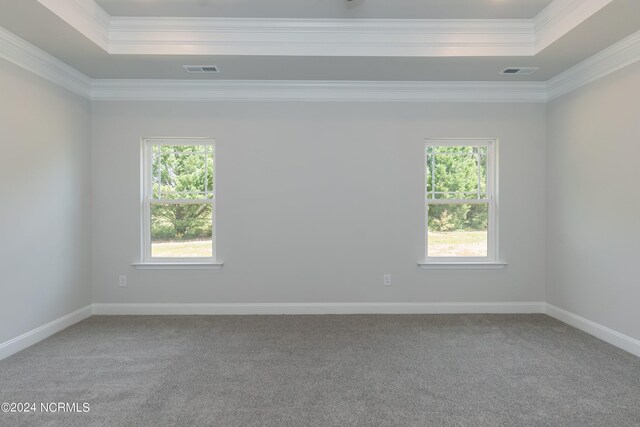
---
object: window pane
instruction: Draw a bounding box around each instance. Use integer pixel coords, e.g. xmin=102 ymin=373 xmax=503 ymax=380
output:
xmin=478 ymin=151 xmax=487 ymax=195
xmin=151 ymin=203 xmax=213 ymax=257
xmin=427 ymin=203 xmax=488 ymax=257
xmin=431 ymin=192 xmax=487 ymax=200
xmin=152 ymin=145 xmax=214 ymax=199
xmin=427 ymin=145 xmax=475 ymax=155
xmin=426 ymin=146 xmax=487 ymax=200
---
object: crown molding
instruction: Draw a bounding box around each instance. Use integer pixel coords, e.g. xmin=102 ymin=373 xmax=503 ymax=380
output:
xmin=547 ymin=29 xmax=640 ymax=100
xmin=0 ymin=26 xmax=91 ymax=98
xmin=533 ymin=0 xmax=613 ymax=52
xmin=36 ymin=0 xmax=612 ymax=58
xmin=90 ymin=79 xmax=548 ymax=102
xmin=106 ymin=17 xmax=534 ymax=57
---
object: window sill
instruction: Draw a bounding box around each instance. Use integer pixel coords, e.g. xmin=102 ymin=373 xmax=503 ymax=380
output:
xmin=417 ymin=261 xmax=507 ymax=270
xmin=132 ymin=262 xmax=224 ymax=270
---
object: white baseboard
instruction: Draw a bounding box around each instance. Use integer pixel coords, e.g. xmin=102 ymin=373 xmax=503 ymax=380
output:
xmin=0 ymin=305 xmax=93 ymax=361
xmin=4 ymin=303 xmax=637 ymax=361
xmin=92 ymin=302 xmax=546 ymax=316
xmin=545 ymin=303 xmax=640 ymax=358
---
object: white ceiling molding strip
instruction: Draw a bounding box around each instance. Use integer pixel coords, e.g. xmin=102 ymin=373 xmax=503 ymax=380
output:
xmin=533 ymin=0 xmax=614 ymax=52
xmin=106 ymin=18 xmax=533 ymax=57
xmin=90 ymin=80 xmax=548 ymax=103
xmin=35 ymin=0 xmax=612 ymax=58
xmin=547 ymin=29 xmax=640 ymax=101
xmin=0 ymin=26 xmax=91 ymax=98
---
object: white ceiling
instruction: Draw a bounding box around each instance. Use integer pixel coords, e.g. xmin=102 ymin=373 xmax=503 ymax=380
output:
xmin=95 ymin=0 xmax=554 ymax=20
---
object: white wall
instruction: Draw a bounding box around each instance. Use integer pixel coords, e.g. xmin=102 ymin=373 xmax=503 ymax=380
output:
xmin=0 ymin=58 xmax=91 ymax=343
xmin=547 ymin=61 xmax=640 ymax=341
xmin=91 ymin=101 xmax=546 ymax=304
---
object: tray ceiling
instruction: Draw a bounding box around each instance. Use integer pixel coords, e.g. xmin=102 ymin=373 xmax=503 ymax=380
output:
xmin=95 ymin=0 xmax=554 ymax=20
xmin=0 ymin=0 xmax=638 ymax=82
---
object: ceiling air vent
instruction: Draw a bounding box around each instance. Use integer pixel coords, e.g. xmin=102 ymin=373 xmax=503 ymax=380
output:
xmin=500 ymin=67 xmax=539 ymax=75
xmin=183 ymin=65 xmax=220 ymax=73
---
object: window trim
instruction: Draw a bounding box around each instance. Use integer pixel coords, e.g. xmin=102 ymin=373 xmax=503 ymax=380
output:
xmin=139 ymin=137 xmax=219 ymax=265
xmin=422 ymin=138 xmax=500 ymax=265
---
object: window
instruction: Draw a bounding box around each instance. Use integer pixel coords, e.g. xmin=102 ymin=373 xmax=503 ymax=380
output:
xmin=141 ymin=138 xmax=216 ymax=263
xmin=424 ymin=139 xmax=498 ymax=263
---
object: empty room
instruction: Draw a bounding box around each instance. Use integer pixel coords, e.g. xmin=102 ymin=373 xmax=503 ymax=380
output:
xmin=1 ymin=0 xmax=639 ymax=425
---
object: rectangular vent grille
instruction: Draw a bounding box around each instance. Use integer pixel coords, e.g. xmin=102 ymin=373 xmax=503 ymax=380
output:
xmin=183 ymin=65 xmax=219 ymax=73
xmin=500 ymin=67 xmax=539 ymax=75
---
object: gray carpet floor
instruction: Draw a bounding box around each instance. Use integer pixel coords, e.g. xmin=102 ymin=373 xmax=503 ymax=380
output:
xmin=0 ymin=314 xmax=639 ymax=427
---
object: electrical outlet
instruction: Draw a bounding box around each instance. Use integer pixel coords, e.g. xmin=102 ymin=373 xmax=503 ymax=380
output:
xmin=383 ymin=274 xmax=392 ymax=286
xmin=119 ymin=275 xmax=127 ymax=287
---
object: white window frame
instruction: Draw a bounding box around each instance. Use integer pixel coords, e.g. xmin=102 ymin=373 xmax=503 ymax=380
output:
xmin=422 ymin=138 xmax=501 ymax=267
xmin=138 ymin=137 xmax=219 ymax=267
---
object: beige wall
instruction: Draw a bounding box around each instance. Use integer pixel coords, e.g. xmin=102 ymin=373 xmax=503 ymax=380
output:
xmin=0 ymin=58 xmax=92 ymax=342
xmin=91 ymin=101 xmax=546 ymax=304
xmin=547 ymin=61 xmax=640 ymax=340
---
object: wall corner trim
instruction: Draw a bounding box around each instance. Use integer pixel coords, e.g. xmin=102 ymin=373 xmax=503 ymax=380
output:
xmin=545 ymin=303 xmax=640 ymax=357
xmin=0 ymin=305 xmax=93 ymax=361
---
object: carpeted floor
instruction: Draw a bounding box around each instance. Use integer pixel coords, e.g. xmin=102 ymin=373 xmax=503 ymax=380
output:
xmin=0 ymin=314 xmax=639 ymax=426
